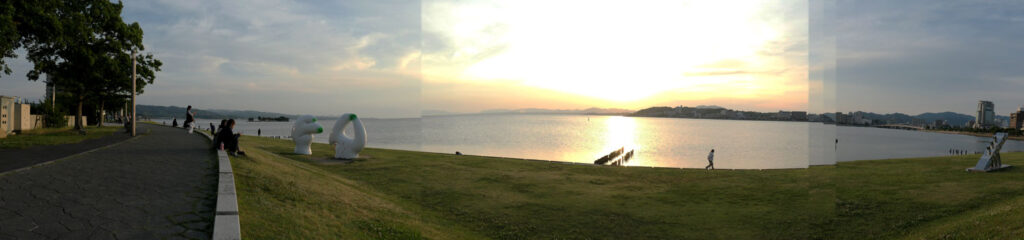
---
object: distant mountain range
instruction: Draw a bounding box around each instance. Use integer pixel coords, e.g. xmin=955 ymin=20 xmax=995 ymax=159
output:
xmin=480 ymin=107 xmax=633 ymax=115
xmin=825 ymin=111 xmax=1008 ymax=127
xmin=422 ymin=107 xmax=634 ymax=116
xmin=140 ymin=104 xmax=1006 ymax=126
xmin=142 ymin=105 xmax=635 ymax=120
xmin=137 ymin=105 xmax=298 ymax=120
xmin=915 ymin=112 xmax=977 ymax=126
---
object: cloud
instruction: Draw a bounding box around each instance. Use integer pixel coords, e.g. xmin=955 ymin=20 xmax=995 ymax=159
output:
xmin=834 ymin=0 xmax=1024 ymax=114
xmin=108 ymin=0 xmax=423 ymax=118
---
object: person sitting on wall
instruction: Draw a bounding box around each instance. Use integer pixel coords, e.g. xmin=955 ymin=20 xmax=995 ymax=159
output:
xmin=172 ymin=118 xmax=178 ymax=127
xmin=212 ymin=119 xmax=227 ymax=149
xmin=217 ymin=119 xmax=246 ymax=156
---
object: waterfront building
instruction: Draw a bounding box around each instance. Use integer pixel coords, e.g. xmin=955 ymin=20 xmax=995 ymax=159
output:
xmin=778 ymin=111 xmax=792 ymax=120
xmin=975 ymin=100 xmax=995 ymax=128
xmin=834 ymin=112 xmax=854 ymax=125
xmin=1011 ymin=106 xmax=1024 ymax=130
xmin=791 ymin=111 xmax=808 ymax=121
xmin=851 ymin=112 xmax=867 ymax=125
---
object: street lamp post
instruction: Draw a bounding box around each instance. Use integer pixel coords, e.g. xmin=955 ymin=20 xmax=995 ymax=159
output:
xmin=131 ymin=50 xmax=137 ymax=136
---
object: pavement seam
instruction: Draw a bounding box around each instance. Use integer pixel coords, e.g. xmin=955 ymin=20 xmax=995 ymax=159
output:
xmin=0 ymin=131 xmax=147 ymax=177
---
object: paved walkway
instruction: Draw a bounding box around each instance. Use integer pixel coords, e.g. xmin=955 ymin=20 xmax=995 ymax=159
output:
xmin=0 ymin=124 xmax=218 ymax=239
xmin=0 ymin=129 xmax=133 ymax=173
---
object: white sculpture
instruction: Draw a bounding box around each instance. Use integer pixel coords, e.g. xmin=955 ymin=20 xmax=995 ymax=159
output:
xmin=291 ymin=115 xmax=323 ymax=155
xmin=329 ymin=113 xmax=367 ymax=159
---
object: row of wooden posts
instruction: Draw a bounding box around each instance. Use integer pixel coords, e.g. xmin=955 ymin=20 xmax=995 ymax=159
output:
xmin=593 ymin=147 xmax=635 ymax=166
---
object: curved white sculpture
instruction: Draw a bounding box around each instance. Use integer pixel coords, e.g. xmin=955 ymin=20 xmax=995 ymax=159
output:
xmin=329 ymin=113 xmax=367 ymax=159
xmin=291 ymin=115 xmax=323 ymax=155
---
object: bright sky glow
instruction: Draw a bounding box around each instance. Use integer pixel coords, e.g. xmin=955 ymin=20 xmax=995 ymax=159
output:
xmin=422 ymin=0 xmax=809 ymax=112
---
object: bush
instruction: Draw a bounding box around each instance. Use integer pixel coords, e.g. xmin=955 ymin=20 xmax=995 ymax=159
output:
xmin=38 ymin=99 xmax=67 ymax=128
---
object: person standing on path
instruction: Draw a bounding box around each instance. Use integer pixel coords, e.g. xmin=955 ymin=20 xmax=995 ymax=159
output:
xmin=184 ymin=105 xmax=196 ymax=134
xmin=258 ymin=128 xmax=261 ymax=137
xmin=705 ymin=149 xmax=715 ymax=170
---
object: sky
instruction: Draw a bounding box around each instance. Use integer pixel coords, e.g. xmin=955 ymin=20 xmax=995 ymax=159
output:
xmin=421 ymin=0 xmax=809 ymax=113
xmin=1 ymin=0 xmax=423 ymax=118
xmin=833 ymin=0 xmax=1024 ymax=116
xmin=0 ymin=0 xmax=1021 ymax=118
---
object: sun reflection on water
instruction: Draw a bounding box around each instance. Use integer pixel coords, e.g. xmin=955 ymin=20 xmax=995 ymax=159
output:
xmin=600 ymin=116 xmax=640 ymax=165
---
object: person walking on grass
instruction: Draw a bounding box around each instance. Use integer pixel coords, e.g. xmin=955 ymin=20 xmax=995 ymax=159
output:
xmin=705 ymin=149 xmax=715 ymax=170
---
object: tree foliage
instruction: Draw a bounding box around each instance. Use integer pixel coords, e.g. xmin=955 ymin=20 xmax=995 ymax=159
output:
xmin=1 ymin=0 xmax=161 ymax=129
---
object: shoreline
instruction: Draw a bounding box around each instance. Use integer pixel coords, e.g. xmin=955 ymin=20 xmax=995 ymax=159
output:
xmin=926 ymin=129 xmax=1024 ymax=141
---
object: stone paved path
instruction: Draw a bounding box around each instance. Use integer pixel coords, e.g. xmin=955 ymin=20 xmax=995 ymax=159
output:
xmin=0 ymin=124 xmax=218 ymax=239
xmin=0 ymin=129 xmax=133 ymax=173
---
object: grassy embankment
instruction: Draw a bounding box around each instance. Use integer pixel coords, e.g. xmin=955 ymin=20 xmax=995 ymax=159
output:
xmin=228 ymin=135 xmax=1024 ymax=239
xmin=0 ymin=126 xmax=119 ymax=149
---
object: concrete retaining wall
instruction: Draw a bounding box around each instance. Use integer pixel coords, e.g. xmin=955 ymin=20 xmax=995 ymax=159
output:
xmin=197 ymin=130 xmax=242 ymax=240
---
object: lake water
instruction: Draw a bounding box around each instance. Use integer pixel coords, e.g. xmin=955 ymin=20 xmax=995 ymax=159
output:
xmin=153 ymin=114 xmax=1024 ymax=169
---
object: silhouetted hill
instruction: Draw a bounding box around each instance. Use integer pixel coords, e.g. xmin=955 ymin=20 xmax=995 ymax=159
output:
xmin=916 ymin=112 xmax=974 ymax=126
xmin=478 ymin=107 xmax=633 ymax=115
xmin=137 ymin=105 xmax=296 ymax=120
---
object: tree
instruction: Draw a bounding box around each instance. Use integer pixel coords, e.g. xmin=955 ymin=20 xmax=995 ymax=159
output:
xmin=4 ymin=0 xmax=161 ymax=130
xmin=0 ymin=1 xmax=18 ymax=76
xmin=92 ymin=48 xmax=161 ymax=126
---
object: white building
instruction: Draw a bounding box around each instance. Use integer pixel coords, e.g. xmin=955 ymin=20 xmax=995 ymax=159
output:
xmin=0 ymin=96 xmax=35 ymax=137
xmin=975 ymin=100 xmax=995 ymax=128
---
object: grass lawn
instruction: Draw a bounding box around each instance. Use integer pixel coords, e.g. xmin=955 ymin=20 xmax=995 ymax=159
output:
xmin=228 ymin=135 xmax=1024 ymax=239
xmin=0 ymin=126 xmax=119 ymax=149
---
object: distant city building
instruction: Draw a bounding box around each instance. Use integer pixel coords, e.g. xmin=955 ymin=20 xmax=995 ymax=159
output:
xmin=777 ymin=111 xmax=792 ymax=120
xmin=933 ymin=120 xmax=948 ymax=128
xmin=791 ymin=111 xmax=807 ymax=121
xmin=967 ymin=119 xmax=976 ymax=127
xmin=911 ymin=118 xmax=926 ymax=126
xmin=975 ymin=100 xmax=995 ymax=128
xmin=1011 ymin=106 xmax=1024 ymax=130
xmin=44 ymin=74 xmax=66 ymax=104
xmin=835 ymin=112 xmax=853 ymax=125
